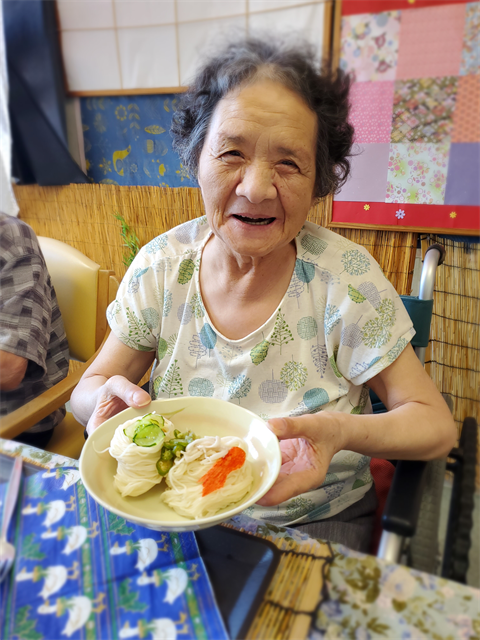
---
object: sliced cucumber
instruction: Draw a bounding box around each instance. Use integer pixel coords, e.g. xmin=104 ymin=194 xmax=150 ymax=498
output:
xmin=133 ymin=423 xmax=164 ymax=447
xmin=123 ymin=412 xmax=166 ymax=445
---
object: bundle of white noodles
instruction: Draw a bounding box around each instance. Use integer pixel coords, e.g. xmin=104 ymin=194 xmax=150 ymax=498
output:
xmin=109 ymin=415 xmax=175 ymax=497
xmin=163 ymin=435 xmax=254 ymax=519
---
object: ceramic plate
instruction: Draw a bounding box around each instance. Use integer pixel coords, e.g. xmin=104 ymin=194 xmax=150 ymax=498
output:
xmin=79 ymin=397 xmax=281 ymax=531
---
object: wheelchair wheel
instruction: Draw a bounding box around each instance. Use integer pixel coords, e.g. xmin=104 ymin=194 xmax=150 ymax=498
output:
xmin=407 ymin=458 xmax=446 ymax=574
xmin=442 ymin=417 xmax=478 ymax=583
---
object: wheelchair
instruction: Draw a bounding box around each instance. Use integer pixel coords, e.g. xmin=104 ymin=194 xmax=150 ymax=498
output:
xmin=372 ymin=243 xmax=478 ymax=584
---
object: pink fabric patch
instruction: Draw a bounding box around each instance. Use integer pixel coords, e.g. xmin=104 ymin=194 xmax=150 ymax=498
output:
xmin=349 ymin=81 xmax=395 ymax=143
xmin=396 ymin=4 xmax=466 ymax=80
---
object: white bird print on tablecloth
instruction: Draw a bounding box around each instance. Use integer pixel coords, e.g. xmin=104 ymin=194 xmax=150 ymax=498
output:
xmin=22 ymin=496 xmax=76 ymax=527
xmin=110 ymin=535 xmax=168 ymax=572
xmin=16 ymin=562 xmax=79 ymax=599
xmin=41 ymin=468 xmax=81 ymax=490
xmin=119 ymin=613 xmax=188 ymax=640
xmin=137 ymin=565 xmax=200 ymax=604
xmin=37 ymin=593 xmax=105 ymax=637
xmin=41 ymin=522 xmax=99 ymax=554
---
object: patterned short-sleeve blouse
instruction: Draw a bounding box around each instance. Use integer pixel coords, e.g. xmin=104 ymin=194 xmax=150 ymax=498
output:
xmin=108 ymin=218 xmax=414 ymax=526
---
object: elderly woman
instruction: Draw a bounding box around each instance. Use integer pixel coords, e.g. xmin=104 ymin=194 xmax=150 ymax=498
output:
xmin=71 ymin=38 xmax=455 ymax=551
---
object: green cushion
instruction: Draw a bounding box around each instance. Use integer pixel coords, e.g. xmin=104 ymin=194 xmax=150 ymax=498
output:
xmin=400 ymin=296 xmax=434 ymax=348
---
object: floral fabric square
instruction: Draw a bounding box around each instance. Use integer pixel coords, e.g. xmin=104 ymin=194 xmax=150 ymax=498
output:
xmin=391 ymin=77 xmax=458 ymax=144
xmin=396 ymin=3 xmax=466 ymax=80
xmin=386 ymin=142 xmax=450 ymax=205
xmin=460 ymin=2 xmax=480 ymax=75
xmin=452 ymin=74 xmax=480 ymax=142
xmin=349 ymin=81 xmax=395 ymax=143
xmin=340 ymin=11 xmax=400 ymax=82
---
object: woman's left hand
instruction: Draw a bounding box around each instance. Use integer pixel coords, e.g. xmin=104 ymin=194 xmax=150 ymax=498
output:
xmin=257 ymin=413 xmax=344 ymax=506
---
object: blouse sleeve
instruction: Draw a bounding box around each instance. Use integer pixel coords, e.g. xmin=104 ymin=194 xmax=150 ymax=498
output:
xmin=324 ymin=246 xmax=415 ymax=386
xmin=107 ymin=248 xmax=162 ymax=352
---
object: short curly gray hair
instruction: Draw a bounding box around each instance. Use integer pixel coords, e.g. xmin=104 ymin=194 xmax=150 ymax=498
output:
xmin=171 ymin=37 xmax=354 ymax=200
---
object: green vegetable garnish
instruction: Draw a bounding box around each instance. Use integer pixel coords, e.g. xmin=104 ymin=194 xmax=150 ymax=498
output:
xmin=123 ymin=413 xmax=166 ymax=447
xmin=156 ymin=459 xmax=174 ymax=476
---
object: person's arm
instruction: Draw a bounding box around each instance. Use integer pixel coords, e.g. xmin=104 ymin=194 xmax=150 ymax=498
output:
xmin=0 ymin=350 xmax=28 ymax=391
xmin=259 ymin=344 xmax=456 ymax=505
xmin=70 ymin=332 xmax=155 ymax=434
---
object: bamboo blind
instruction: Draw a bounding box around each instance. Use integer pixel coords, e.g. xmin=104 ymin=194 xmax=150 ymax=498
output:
xmin=221 ymin=522 xmax=333 ymax=640
xmin=14 ymin=184 xmax=477 ymax=446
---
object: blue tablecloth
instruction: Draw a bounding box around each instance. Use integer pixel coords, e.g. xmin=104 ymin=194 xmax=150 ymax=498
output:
xmin=0 ymin=466 xmax=227 ymax=640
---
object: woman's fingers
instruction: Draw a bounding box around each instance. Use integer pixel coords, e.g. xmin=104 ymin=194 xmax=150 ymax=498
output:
xmin=86 ymin=376 xmax=151 ymax=435
xmin=257 ymin=468 xmax=320 ymax=505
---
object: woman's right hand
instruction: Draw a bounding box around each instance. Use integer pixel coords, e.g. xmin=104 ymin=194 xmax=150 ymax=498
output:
xmin=85 ymin=375 xmax=151 ymax=436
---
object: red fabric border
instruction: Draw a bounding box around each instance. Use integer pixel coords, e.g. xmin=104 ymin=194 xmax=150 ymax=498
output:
xmin=332 ymin=201 xmax=480 ymax=231
xmin=342 ymin=0 xmax=469 ymax=16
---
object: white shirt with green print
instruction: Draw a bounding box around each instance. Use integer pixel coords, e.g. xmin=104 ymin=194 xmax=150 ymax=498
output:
xmin=107 ymin=217 xmax=415 ymax=526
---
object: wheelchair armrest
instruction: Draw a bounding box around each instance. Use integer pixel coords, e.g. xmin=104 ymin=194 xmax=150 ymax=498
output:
xmin=381 ymin=460 xmax=428 ymax=537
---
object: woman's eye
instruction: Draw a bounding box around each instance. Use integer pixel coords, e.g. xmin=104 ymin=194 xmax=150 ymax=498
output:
xmin=280 ymin=160 xmax=298 ymax=170
xmin=223 ymin=150 xmax=242 ymax=158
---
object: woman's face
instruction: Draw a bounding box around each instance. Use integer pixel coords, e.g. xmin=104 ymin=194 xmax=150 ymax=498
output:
xmin=197 ymin=78 xmax=318 ymax=262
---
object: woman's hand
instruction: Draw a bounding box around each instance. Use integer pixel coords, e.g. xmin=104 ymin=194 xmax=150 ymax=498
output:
xmin=257 ymin=413 xmax=344 ymax=506
xmin=85 ymin=375 xmax=151 ymax=436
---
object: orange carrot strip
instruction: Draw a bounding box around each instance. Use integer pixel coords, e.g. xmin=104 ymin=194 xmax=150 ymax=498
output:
xmin=199 ymin=447 xmax=246 ymax=497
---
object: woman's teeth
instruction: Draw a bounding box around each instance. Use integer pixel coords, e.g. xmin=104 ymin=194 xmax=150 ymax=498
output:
xmin=234 ymin=215 xmax=274 ymax=225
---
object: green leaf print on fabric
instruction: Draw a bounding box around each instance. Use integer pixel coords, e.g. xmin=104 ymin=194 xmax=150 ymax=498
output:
xmin=157 ymin=337 xmax=168 ymax=360
xmin=303 ymin=388 xmax=329 ymax=411
xmin=141 ymin=307 xmax=160 ymax=330
xmin=124 ymin=307 xmax=153 ymax=347
xmin=200 ymin=323 xmax=217 ymax=351
xmin=362 ymin=317 xmax=392 ymax=348
xmin=189 ymin=378 xmax=214 ymax=396
xmin=178 ymin=258 xmax=195 ymax=284
xmin=311 ymin=343 xmax=328 ymax=377
xmin=156 ymin=360 xmax=183 ymax=397
xmin=329 ymin=346 xmax=343 ymax=378
xmin=324 ymin=304 xmax=341 ymax=336
xmin=348 ymin=284 xmax=367 ymax=304
xmin=13 ymin=606 xmax=42 ymax=640
xmin=190 ymin=292 xmax=205 ymax=318
xmin=250 ymin=339 xmax=270 ymax=365
xmin=286 ymin=496 xmax=315 ymax=520
xmin=228 ymin=374 xmax=252 ymax=404
xmin=258 ymin=371 xmax=288 ymax=403
xmin=294 ymin=259 xmax=316 ymax=290
xmin=280 ymin=359 xmax=308 ymax=392
xmin=118 ymin=578 xmax=148 ymax=612
xmin=269 ymin=309 xmax=294 ymax=355
xmin=341 ymin=249 xmax=371 ymax=276
xmin=300 ymin=234 xmax=328 ymax=257
xmin=152 ymin=376 xmax=162 ymax=398
xmin=166 ymin=334 xmax=177 ymax=356
xmin=378 ymin=299 xmax=396 ymax=327
xmin=297 ymin=316 xmax=318 ymax=340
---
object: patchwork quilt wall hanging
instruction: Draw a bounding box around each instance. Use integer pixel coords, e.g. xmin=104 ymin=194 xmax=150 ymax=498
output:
xmin=333 ymin=0 xmax=479 ymax=234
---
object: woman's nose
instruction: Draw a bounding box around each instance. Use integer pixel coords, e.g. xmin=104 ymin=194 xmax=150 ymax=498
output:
xmin=235 ymin=163 xmax=277 ymax=203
